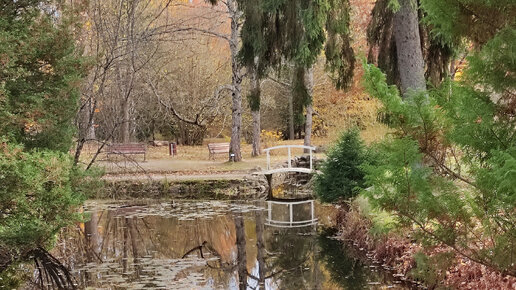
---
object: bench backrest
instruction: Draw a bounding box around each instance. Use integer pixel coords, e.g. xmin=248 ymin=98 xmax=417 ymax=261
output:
xmin=107 ymin=143 xmax=146 ymax=153
xmin=207 ymin=143 xmax=230 ymax=154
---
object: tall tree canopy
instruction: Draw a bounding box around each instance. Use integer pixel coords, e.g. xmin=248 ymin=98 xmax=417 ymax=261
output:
xmin=236 ymin=0 xmax=356 ymax=152
xmin=238 ymin=0 xmax=355 ymax=90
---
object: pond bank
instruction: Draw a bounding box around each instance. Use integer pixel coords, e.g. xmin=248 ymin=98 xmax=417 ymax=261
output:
xmin=333 ymin=204 xmax=516 ymax=289
xmin=97 ymin=176 xmax=268 ymax=200
xmin=98 ymin=166 xmax=320 ymax=200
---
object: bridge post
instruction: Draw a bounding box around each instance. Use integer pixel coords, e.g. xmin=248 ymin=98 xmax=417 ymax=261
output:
xmin=268 ymin=201 xmax=272 ymax=221
xmin=309 ymin=149 xmax=313 ymax=170
xmin=288 ymin=147 xmax=291 ymax=168
xmin=289 ymin=203 xmax=293 ymax=227
xmin=266 ymin=151 xmax=270 ymax=170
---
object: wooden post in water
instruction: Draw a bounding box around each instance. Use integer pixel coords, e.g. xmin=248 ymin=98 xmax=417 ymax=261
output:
xmin=265 ymin=174 xmax=273 ymax=199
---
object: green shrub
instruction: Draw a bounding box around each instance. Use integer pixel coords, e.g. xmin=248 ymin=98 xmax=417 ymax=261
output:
xmin=0 ymin=142 xmax=86 ymax=270
xmin=315 ymin=128 xmax=370 ymax=203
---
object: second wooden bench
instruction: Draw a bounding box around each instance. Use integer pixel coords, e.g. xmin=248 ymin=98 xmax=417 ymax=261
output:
xmin=207 ymin=143 xmax=230 ymax=160
xmin=106 ymin=143 xmax=147 ymax=161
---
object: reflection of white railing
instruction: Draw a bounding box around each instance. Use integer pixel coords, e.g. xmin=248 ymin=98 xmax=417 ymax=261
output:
xmin=265 ymin=200 xmax=318 ymax=228
xmin=262 ymin=145 xmax=316 ymax=174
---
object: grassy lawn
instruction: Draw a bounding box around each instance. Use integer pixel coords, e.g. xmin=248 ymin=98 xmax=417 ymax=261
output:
xmin=78 ymin=124 xmax=389 ymax=174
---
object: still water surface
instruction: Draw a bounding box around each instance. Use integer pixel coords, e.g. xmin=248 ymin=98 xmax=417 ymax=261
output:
xmin=54 ymin=200 xmax=412 ymax=289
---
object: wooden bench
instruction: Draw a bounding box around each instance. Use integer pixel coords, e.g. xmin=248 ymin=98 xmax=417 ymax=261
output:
xmin=207 ymin=143 xmax=230 ymax=160
xmin=106 ymin=143 xmax=147 ymax=161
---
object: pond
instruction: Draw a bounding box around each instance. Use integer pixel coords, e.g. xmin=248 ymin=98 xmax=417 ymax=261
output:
xmin=52 ymin=200 xmax=413 ymax=289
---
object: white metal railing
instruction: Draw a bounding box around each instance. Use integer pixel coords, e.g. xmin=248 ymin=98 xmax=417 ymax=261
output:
xmin=264 ymin=145 xmax=316 ymax=171
xmin=265 ymin=199 xmax=318 ymax=228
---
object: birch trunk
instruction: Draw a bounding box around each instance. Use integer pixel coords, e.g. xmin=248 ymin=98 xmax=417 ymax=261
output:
xmin=251 ymin=110 xmax=261 ymax=156
xmin=393 ymin=0 xmax=426 ymax=97
xmin=228 ymin=0 xmax=243 ymax=161
xmin=86 ymin=98 xmax=96 ymax=140
xmin=304 ymin=67 xmax=314 ymax=152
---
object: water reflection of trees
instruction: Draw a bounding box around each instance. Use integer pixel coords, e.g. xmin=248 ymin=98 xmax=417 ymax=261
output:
xmin=263 ymin=227 xmax=322 ymax=289
xmin=51 ymin=201 xmax=390 ymax=290
xmin=317 ymin=234 xmax=368 ymax=289
xmin=54 ymin=205 xmax=243 ymax=288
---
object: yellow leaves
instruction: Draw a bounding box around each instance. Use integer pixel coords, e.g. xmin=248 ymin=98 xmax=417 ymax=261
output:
xmin=454 ymin=70 xmax=463 ymax=81
xmin=39 ymin=63 xmax=54 ymax=75
xmin=260 ymin=129 xmax=282 ymax=149
xmin=23 ymin=120 xmax=42 ymax=136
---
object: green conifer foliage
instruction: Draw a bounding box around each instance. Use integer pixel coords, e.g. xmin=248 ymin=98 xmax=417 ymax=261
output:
xmin=315 ymin=128 xmax=370 ymax=203
xmin=420 ymin=0 xmax=515 ymax=46
xmin=362 ymin=0 xmax=516 ymax=273
xmin=0 ymin=1 xmax=87 ymax=152
xmin=324 ymin=0 xmax=355 ymax=90
xmin=0 ymin=143 xmax=85 ymax=269
xmin=237 ymin=0 xmax=355 ymax=98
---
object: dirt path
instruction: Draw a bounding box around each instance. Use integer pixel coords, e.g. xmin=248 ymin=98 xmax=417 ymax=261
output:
xmin=98 ymin=158 xmax=268 ymax=174
xmin=97 ymin=147 xmax=324 ymax=181
xmin=103 ymin=172 xmax=250 ymax=181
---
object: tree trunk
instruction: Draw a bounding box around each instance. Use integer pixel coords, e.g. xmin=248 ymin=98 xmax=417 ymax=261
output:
xmin=251 ymin=110 xmax=261 ymax=156
xmin=255 ymin=210 xmax=266 ymax=287
xmin=393 ymin=0 xmax=426 ymax=97
xmin=86 ymin=98 xmax=96 ymax=140
xmin=228 ymin=0 xmax=243 ymax=161
xmin=84 ymin=212 xmax=100 ymax=261
xmin=304 ymin=67 xmax=314 ymax=152
xmin=234 ymin=214 xmax=247 ymax=290
xmin=288 ymin=93 xmax=295 ymax=140
xmin=121 ymin=98 xmax=130 ymax=143
xmin=250 ymin=60 xmax=261 ymax=157
xmin=120 ymin=0 xmax=137 ymax=143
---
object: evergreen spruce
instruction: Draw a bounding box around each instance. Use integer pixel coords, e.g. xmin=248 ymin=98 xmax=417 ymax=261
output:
xmin=315 ymin=128 xmax=369 ymax=203
xmin=0 ymin=1 xmax=87 ymax=152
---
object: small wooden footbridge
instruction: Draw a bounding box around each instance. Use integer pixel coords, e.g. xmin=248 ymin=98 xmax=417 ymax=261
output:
xmin=258 ymin=145 xmax=319 ymax=174
xmin=252 ymin=145 xmax=320 ymax=228
xmin=253 ymin=145 xmax=320 ymax=199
